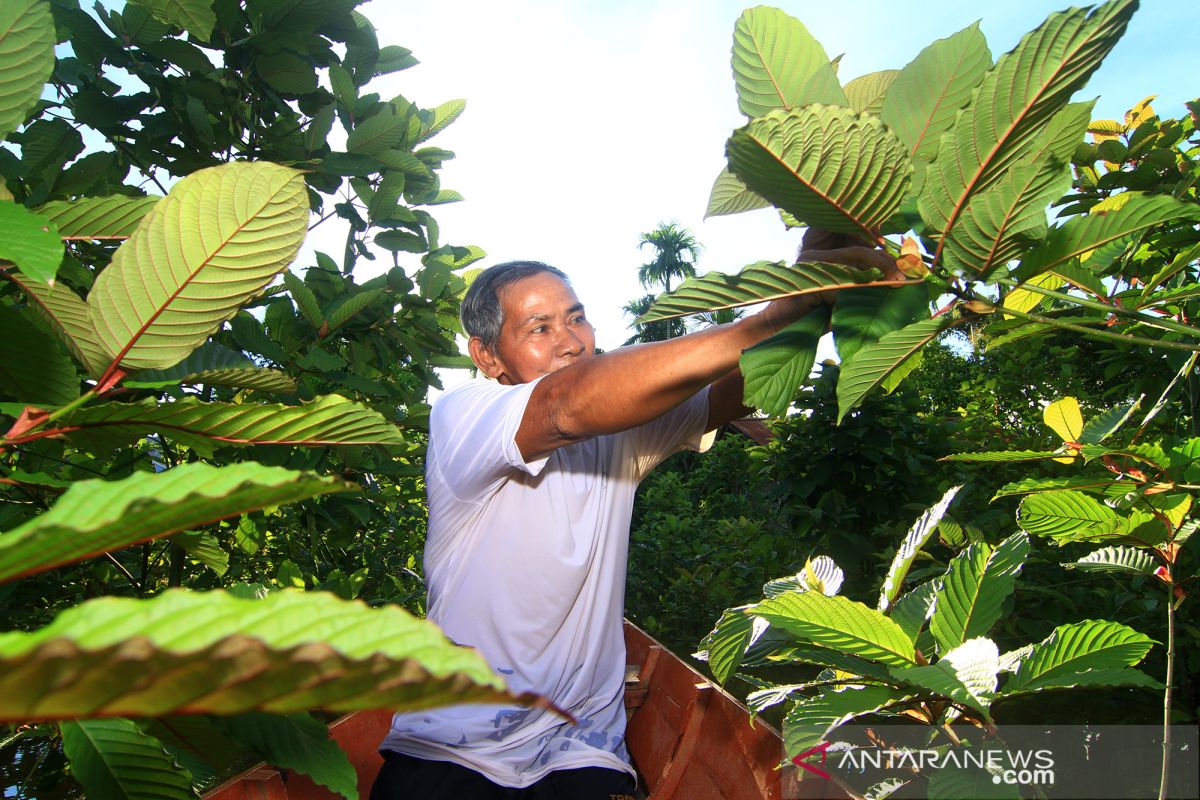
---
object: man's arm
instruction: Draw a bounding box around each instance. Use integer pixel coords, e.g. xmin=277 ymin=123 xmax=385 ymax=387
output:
xmin=516 ymin=244 xmax=898 ymax=461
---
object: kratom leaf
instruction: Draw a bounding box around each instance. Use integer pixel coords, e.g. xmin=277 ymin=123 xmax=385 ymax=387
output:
xmin=764 ymin=555 xmax=844 ymax=598
xmin=1080 ymin=401 xmax=1138 ymax=444
xmin=124 ymin=343 xmax=297 ymax=393
xmin=727 ymin=106 xmax=912 ymax=239
xmin=60 ymin=718 xmax=194 ymax=800
xmin=878 ymin=485 xmax=961 ymax=612
xmin=890 ymin=580 xmax=939 ymax=642
xmin=1015 ymin=193 xmax=1200 ymax=281
xmin=1017 ymin=490 xmax=1129 ymax=543
xmin=326 ymin=288 xmax=388 ymax=332
xmin=640 ymin=260 xmax=887 ymax=323
xmin=739 ymin=306 xmax=829 ymax=417
xmin=783 ymin=686 xmax=909 ymax=759
xmin=703 ymin=606 xmax=755 ymax=685
xmin=37 ymin=195 xmax=160 ymax=239
xmin=731 ymin=6 xmax=847 ymax=118
xmin=1044 ymin=397 xmax=1084 ymax=443
xmin=2 ymin=269 xmax=107 ymax=376
xmin=891 ymin=637 xmax=999 ymax=715
xmin=0 ymin=202 xmax=63 ymax=285
xmin=704 ymin=167 xmax=771 ymax=218
xmin=0 ymin=303 xmax=78 ymax=407
xmin=255 ymin=52 xmax=317 ymax=95
xmin=346 ymin=112 xmax=404 ymax=156
xmin=0 ymin=462 xmax=353 ymax=583
xmin=172 ymin=531 xmax=228 ymax=576
xmin=1067 ymin=546 xmax=1156 ymax=575
xmin=126 ymin=0 xmax=215 ymax=40
xmin=140 ymin=716 xmax=240 ymax=793
xmin=1002 ymin=272 xmax=1063 ymax=314
xmin=755 ymin=591 xmax=916 ymax=666
xmin=837 ymin=316 xmax=953 ymax=424
xmin=880 ymin=22 xmax=992 ymax=164
xmin=88 ymin=162 xmax=309 ymax=373
xmin=1003 ymin=619 xmax=1155 ymax=693
xmin=991 ymin=476 xmax=1113 ymax=499
xmin=942 ymin=449 xmax=1062 ymax=463
xmin=0 ymin=588 xmax=535 ymax=721
xmin=832 ymin=284 xmax=930 ymax=365
xmin=922 ymin=0 xmax=1136 ymax=251
xmin=212 ymin=713 xmax=356 ymax=800
xmin=417 ymin=99 xmax=466 ymax=144
xmin=843 ymin=70 xmax=899 ymax=116
xmin=283 ymin=271 xmax=324 ymax=329
xmin=931 ymin=533 xmax=1029 ymax=653
xmin=0 ymin=0 xmax=56 ymax=139
xmin=375 ymin=45 xmax=417 ymax=76
xmin=62 ymin=395 xmax=405 ymax=454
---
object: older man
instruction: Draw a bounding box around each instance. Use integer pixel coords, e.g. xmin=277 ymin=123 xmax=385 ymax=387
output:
xmin=373 ymin=238 xmax=896 ymax=799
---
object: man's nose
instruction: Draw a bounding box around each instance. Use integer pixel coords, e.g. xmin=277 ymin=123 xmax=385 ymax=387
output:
xmin=557 ymin=327 xmax=584 ymax=356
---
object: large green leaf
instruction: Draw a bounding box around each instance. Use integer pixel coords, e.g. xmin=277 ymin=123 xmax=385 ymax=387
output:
xmin=60 ymin=718 xmax=194 ymax=800
xmin=0 ymin=202 xmax=63 ymax=285
xmin=346 ymin=112 xmax=405 ymax=156
xmin=37 ymin=195 xmax=161 ymax=239
xmin=140 ymin=716 xmax=242 ymax=793
xmin=880 ymin=22 xmax=992 ymax=165
xmin=1016 ymin=490 xmax=1129 ymax=543
xmin=755 ymin=591 xmax=916 ymax=666
xmin=739 ymin=306 xmax=829 ymax=417
xmin=891 ymin=637 xmax=999 ymax=716
xmin=2 ymin=269 xmax=107 ymax=376
xmin=1014 ymin=193 xmax=1200 ymax=281
xmin=930 ymin=533 xmax=1029 ymax=653
xmin=126 ymin=0 xmax=215 ymax=40
xmin=1003 ymin=619 xmax=1155 ymax=693
xmin=0 ymin=462 xmax=353 ymax=583
xmin=783 ymin=686 xmax=909 ymax=759
xmin=832 ymin=284 xmax=930 ymax=363
xmin=878 ymin=485 xmax=960 ymax=613
xmin=942 ymin=449 xmax=1063 ymax=463
xmin=730 ymin=6 xmax=846 ymax=118
xmin=727 ymin=106 xmax=912 ymax=239
xmin=0 ymin=0 xmax=56 ymax=139
xmin=0 ymin=303 xmax=78 ymax=406
xmin=704 ymin=167 xmax=771 ymax=218
xmin=88 ymin=162 xmax=309 ymax=373
xmin=63 ymin=394 xmax=404 ymax=455
xmin=699 ymin=606 xmax=756 ymax=685
xmin=843 ymin=70 xmax=899 ymax=116
xmin=124 ymin=342 xmax=296 ymax=393
xmin=1067 ymin=545 xmax=1156 ymax=575
xmin=890 ymin=580 xmax=939 ymax=643
xmin=836 ymin=316 xmax=953 ymax=424
xmin=991 ymin=475 xmax=1113 ymax=499
xmin=921 ymin=0 xmax=1136 ymax=251
xmin=0 ymin=588 xmax=534 ymax=721
xmin=212 ymin=713 xmax=356 ymax=800
xmin=639 ymin=260 xmax=886 ymax=323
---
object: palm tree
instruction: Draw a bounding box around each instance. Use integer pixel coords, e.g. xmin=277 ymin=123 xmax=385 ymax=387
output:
xmin=621 ymin=293 xmax=688 ymax=345
xmin=637 ymin=222 xmax=701 ymax=294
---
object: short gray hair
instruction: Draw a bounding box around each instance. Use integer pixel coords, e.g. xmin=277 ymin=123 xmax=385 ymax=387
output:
xmin=461 ymin=261 xmax=570 ymax=349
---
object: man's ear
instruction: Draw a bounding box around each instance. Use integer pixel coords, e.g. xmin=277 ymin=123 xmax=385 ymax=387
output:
xmin=468 ymin=336 xmax=504 ymax=380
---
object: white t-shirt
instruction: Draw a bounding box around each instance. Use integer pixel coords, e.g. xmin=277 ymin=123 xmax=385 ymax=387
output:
xmin=380 ymin=376 xmax=710 ymax=787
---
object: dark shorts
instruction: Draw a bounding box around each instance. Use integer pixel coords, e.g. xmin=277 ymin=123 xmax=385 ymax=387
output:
xmin=370 ymin=750 xmax=639 ymax=800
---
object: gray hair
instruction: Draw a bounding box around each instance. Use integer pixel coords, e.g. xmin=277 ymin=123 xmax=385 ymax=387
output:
xmin=461 ymin=260 xmax=570 ymax=349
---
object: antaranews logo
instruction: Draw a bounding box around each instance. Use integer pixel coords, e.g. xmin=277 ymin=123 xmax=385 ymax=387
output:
xmin=791 ymin=742 xmax=1056 ymax=790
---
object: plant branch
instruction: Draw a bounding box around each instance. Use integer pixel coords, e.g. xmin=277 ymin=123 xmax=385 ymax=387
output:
xmin=1159 ymin=577 xmax=1176 ymax=800
xmin=992 ymin=306 xmax=1200 ymax=353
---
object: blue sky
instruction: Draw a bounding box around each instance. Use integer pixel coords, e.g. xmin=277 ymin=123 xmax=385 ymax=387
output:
xmin=337 ymin=0 xmax=1196 ymax=350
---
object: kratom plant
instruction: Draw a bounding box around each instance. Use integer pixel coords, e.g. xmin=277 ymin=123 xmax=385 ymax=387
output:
xmin=639 ymin=1 xmax=1200 ymax=419
xmin=697 ymin=485 xmax=1161 ymax=798
xmin=0 ymin=0 xmax=523 ymax=797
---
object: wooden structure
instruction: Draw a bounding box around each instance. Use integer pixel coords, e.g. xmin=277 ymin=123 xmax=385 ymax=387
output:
xmin=206 ymin=620 xmax=805 ymax=799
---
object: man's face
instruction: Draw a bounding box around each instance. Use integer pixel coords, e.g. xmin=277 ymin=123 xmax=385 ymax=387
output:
xmin=473 ymin=272 xmax=596 ymax=385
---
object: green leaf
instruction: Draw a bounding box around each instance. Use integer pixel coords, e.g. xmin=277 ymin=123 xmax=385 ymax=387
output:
xmin=1017 ymin=490 xmax=1129 ymax=543
xmin=731 ymin=6 xmax=846 ymax=118
xmin=37 ymin=195 xmax=160 ymax=240
xmin=326 ymin=288 xmax=387 ymax=332
xmin=1004 ymin=619 xmax=1156 ymax=693
xmin=891 ymin=637 xmax=999 ymax=715
xmin=1067 ymin=545 xmax=1156 ymax=575
xmin=417 ymin=99 xmax=466 ymax=143
xmin=704 ymin=167 xmax=771 ymax=219
xmin=124 ymin=343 xmax=297 ymax=393
xmin=173 ymin=531 xmax=229 ymax=576
xmin=880 ymin=22 xmax=992 ymax=164
xmin=126 ymin=0 xmax=215 ymax=40
xmin=931 ymin=533 xmax=1029 ymax=653
xmin=922 ymin=0 xmax=1136 ymax=250
xmin=764 ymin=555 xmax=844 ymax=598
xmin=140 ymin=716 xmax=241 ymax=793
xmin=0 ymin=0 xmax=56 ymax=139
xmin=783 ymin=686 xmax=908 ymax=759
xmin=843 ymin=70 xmax=899 ymax=116
xmin=832 ymin=284 xmax=930 ymax=363
xmin=755 ymin=591 xmax=916 ymax=666
xmin=727 ymin=106 xmax=912 ymax=239
xmin=375 ymin=45 xmax=417 ymax=76
xmin=346 ymin=112 xmax=405 ymax=156
xmin=0 ymin=462 xmax=353 ymax=583
xmin=700 ymin=606 xmax=755 ymax=685
xmin=640 ymin=260 xmax=885 ymax=323
xmin=89 ymin=162 xmax=309 ymax=372
xmin=1015 ymin=193 xmax=1200 ymax=281
xmin=890 ymin=580 xmax=939 ymax=642
xmin=283 ymin=270 xmax=324 ymax=329
xmin=2 ymin=269 xmax=107 ymax=377
xmin=255 ymin=51 xmax=318 ymax=95
xmin=0 ymin=303 xmax=78 ymax=406
xmin=991 ymin=476 xmax=1113 ymax=499
xmin=739 ymin=305 xmax=830 ymax=417
xmin=0 ymin=202 xmax=63 ymax=285
xmin=61 ymin=718 xmax=194 ymax=800
xmin=942 ymin=449 xmax=1063 ymax=463
xmin=837 ymin=316 xmax=952 ymax=424
xmin=0 ymin=588 xmax=534 ymax=721
xmin=213 ymin=713 xmax=355 ymax=800
xmin=878 ymin=486 xmax=960 ymax=613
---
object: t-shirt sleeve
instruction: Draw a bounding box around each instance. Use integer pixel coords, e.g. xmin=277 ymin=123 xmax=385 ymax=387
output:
xmin=624 ymin=386 xmax=713 ymax=482
xmin=429 ymin=377 xmax=551 ymax=502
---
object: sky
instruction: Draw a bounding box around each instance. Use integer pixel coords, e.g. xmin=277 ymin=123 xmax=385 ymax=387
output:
xmin=326 ymin=0 xmax=1199 ymax=355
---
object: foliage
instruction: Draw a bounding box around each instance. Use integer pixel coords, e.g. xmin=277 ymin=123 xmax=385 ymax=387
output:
xmin=623 ymin=222 xmax=702 ymax=345
xmin=0 ymin=0 xmax=503 ymax=796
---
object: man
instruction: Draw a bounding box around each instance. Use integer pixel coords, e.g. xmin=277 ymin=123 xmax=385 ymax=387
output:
xmin=373 ymin=234 xmax=897 ymax=799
